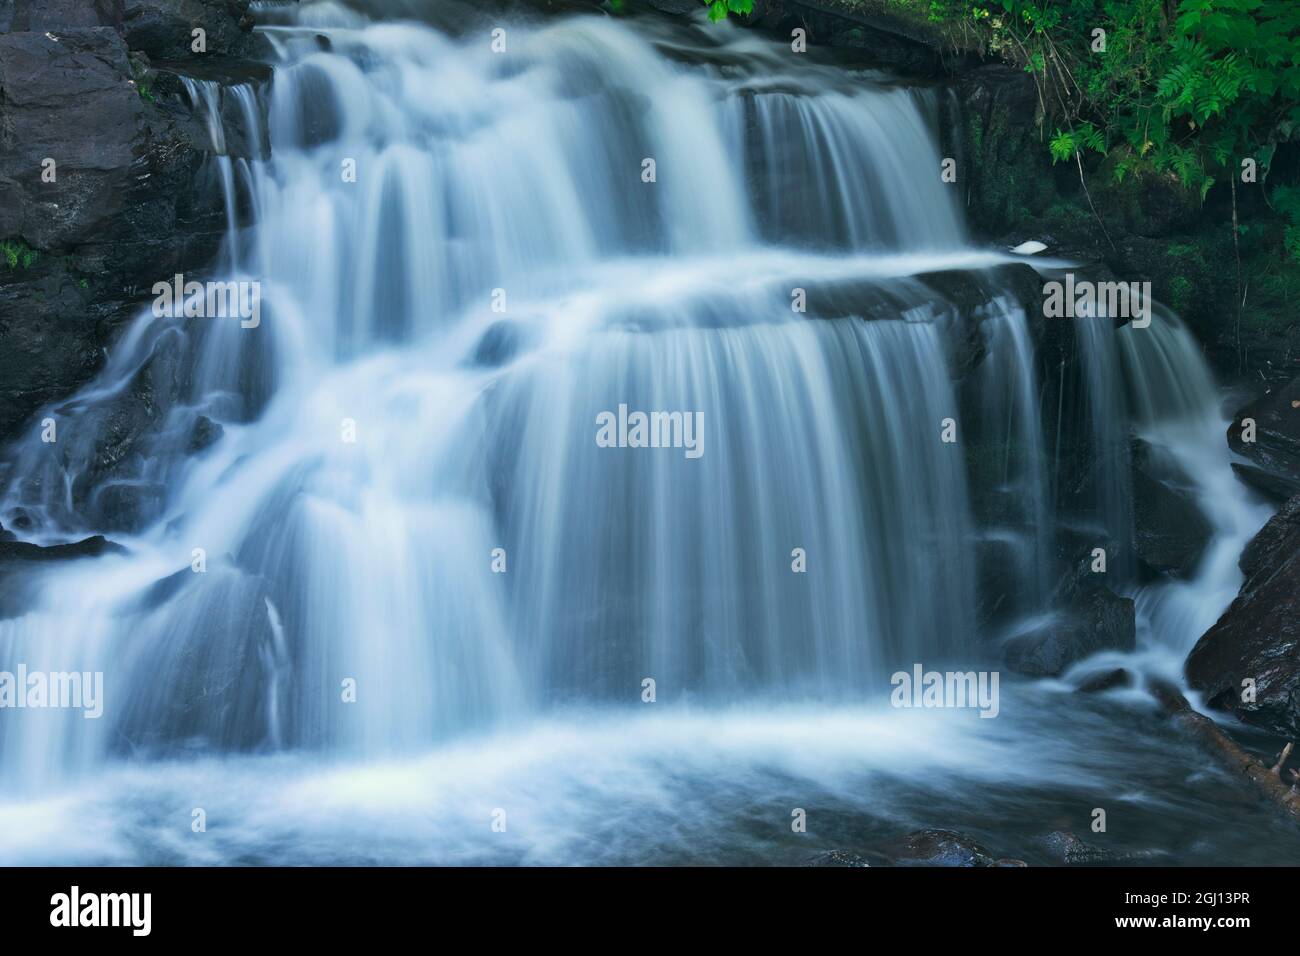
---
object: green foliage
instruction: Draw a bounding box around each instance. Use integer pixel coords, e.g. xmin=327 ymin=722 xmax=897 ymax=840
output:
xmin=919 ymin=0 xmax=1300 ymax=255
xmin=1049 ymin=121 xmax=1104 ymax=162
xmin=0 ymin=239 xmax=37 ymax=270
xmin=1275 ymin=185 xmax=1300 ymax=260
xmin=706 ymin=0 xmax=754 ymax=21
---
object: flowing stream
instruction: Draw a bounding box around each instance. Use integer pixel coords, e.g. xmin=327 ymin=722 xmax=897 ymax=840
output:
xmin=0 ymin=1 xmax=1290 ymax=865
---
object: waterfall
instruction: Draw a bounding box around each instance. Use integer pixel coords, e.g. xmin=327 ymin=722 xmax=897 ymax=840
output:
xmin=975 ymin=296 xmax=1051 ymax=604
xmin=0 ymin=1 xmax=1278 ymax=862
xmin=0 ymin=7 xmax=988 ymax=786
xmin=1116 ymin=312 xmax=1272 ymax=672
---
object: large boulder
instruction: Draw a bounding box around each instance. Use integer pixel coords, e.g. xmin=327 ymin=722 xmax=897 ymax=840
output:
xmin=121 ymin=0 xmax=260 ymax=62
xmin=1131 ymin=467 xmax=1211 ymax=574
xmin=1227 ymin=376 xmax=1300 ymax=503
xmin=1186 ymin=495 xmax=1300 ymax=737
xmin=1130 ymin=439 xmax=1213 ymax=575
xmin=112 ymin=564 xmax=281 ymax=753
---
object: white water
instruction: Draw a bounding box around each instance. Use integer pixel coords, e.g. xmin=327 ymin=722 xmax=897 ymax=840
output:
xmin=0 ymin=2 xmax=1284 ymax=863
xmin=1116 ymin=315 xmax=1272 ymax=679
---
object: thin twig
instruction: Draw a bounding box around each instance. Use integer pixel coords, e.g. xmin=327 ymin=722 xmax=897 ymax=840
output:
xmin=1272 ymin=741 xmax=1295 ymax=777
xmin=1077 ymin=150 xmax=1116 ymax=251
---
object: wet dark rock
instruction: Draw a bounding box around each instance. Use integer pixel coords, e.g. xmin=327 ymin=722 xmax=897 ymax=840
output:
xmin=1076 ymin=668 xmax=1133 ymax=693
xmin=1186 ymin=494 xmax=1300 ymax=738
xmin=1003 ymin=620 xmax=1080 ymax=678
xmin=878 ymin=828 xmax=996 ymax=867
xmin=806 ymin=849 xmax=871 ymax=867
xmin=800 ymin=276 xmax=934 ymax=323
xmin=1231 ymin=462 xmax=1300 ymax=504
xmin=0 ymin=3 xmax=260 ymax=446
xmin=0 ymin=28 xmax=146 ymax=250
xmin=112 ymin=565 xmax=282 ymax=753
xmin=1130 ymin=440 xmax=1212 ymax=575
xmin=0 ymin=533 xmax=125 ymax=619
xmin=1003 ymin=583 xmax=1136 ymax=678
xmin=0 ymin=533 xmax=124 ymax=563
xmin=91 ymin=481 xmax=169 ymax=531
xmin=1227 ymin=376 xmax=1300 ymax=502
xmin=136 ymin=562 xmax=198 ymax=611
xmin=1040 ymin=830 xmax=1117 ymax=865
xmin=121 ymin=0 xmax=262 ymax=62
xmin=639 ymin=0 xmax=699 ymax=15
xmin=60 ymin=344 xmax=201 ymax=532
xmin=777 ymin=0 xmax=952 ymax=75
xmin=470 ymin=320 xmax=531 ymax=368
xmin=188 ymin=414 xmax=224 ymax=453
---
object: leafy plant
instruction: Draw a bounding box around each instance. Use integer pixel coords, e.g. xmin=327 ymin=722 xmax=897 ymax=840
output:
xmin=918 ymin=0 xmax=1300 ymax=255
xmin=1 ymin=239 xmax=37 ymax=270
xmin=1275 ymin=185 xmax=1300 ymax=260
xmin=706 ymin=0 xmax=754 ymax=22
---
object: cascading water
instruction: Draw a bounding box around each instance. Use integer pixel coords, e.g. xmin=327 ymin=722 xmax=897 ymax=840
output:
xmin=0 ymin=1 xmax=1293 ymax=865
xmin=1116 ymin=313 xmax=1274 ymax=676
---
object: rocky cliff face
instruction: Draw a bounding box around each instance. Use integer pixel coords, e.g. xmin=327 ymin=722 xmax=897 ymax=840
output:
xmin=0 ymin=0 xmax=264 ymax=447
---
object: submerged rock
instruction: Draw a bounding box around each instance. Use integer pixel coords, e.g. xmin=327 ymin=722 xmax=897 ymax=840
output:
xmin=112 ymin=565 xmax=282 ymax=753
xmin=878 ymin=828 xmax=996 ymax=867
xmin=1076 ymin=668 xmax=1134 ymax=693
xmin=187 ymin=414 xmax=224 ymax=453
xmin=1078 ymin=668 xmax=1134 ymax=692
xmin=1186 ymin=494 xmax=1300 ymax=737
